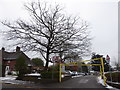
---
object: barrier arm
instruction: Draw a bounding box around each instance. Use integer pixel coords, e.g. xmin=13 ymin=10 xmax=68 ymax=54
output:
xmin=64 ymin=58 xmax=102 ymax=66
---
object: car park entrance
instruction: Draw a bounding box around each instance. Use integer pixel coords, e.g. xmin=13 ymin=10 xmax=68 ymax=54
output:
xmin=59 ymin=58 xmax=107 ymax=86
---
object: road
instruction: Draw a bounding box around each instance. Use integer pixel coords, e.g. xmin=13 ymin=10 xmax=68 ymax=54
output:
xmin=36 ymin=75 xmax=108 ymax=88
xmin=1 ymin=75 xmax=109 ymax=89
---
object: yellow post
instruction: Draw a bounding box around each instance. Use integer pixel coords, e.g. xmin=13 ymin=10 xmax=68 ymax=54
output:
xmin=100 ymin=66 xmax=102 ymax=78
xmin=100 ymin=58 xmax=106 ymax=86
xmin=59 ymin=64 xmax=62 ymax=82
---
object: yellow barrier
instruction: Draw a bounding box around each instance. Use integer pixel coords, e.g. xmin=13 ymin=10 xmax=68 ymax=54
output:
xmin=59 ymin=58 xmax=107 ymax=86
xmin=100 ymin=58 xmax=106 ymax=86
xmin=62 ymin=58 xmax=101 ymax=66
xmin=63 ymin=64 xmax=101 ymax=66
xmin=59 ymin=64 xmax=62 ymax=82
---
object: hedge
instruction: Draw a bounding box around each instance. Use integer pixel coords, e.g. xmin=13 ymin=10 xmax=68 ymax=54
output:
xmin=105 ymin=72 xmax=120 ymax=82
xmin=41 ymin=71 xmax=59 ymax=79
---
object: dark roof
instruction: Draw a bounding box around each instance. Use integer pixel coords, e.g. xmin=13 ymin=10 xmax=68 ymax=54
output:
xmin=3 ymin=51 xmax=33 ymax=66
xmin=1 ymin=47 xmax=35 ymax=66
xmin=3 ymin=51 xmax=23 ymax=60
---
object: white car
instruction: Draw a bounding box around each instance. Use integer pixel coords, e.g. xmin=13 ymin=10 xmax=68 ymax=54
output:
xmin=72 ymin=71 xmax=78 ymax=76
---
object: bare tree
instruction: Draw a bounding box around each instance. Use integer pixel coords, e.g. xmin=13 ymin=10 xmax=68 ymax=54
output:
xmin=57 ymin=41 xmax=91 ymax=63
xmin=1 ymin=1 xmax=91 ymax=69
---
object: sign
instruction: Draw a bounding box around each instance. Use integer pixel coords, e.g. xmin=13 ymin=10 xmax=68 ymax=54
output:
xmin=52 ymin=56 xmax=61 ymax=63
xmin=106 ymin=55 xmax=110 ymax=63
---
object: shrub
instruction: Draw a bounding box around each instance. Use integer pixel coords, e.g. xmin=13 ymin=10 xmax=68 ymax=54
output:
xmin=22 ymin=76 xmax=39 ymax=82
xmin=41 ymin=65 xmax=60 ymax=79
xmin=105 ymin=72 xmax=120 ymax=82
xmin=41 ymin=71 xmax=59 ymax=79
xmin=48 ymin=65 xmax=59 ymax=71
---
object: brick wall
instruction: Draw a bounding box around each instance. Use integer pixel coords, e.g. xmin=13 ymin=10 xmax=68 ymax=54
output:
xmin=3 ymin=60 xmax=16 ymax=71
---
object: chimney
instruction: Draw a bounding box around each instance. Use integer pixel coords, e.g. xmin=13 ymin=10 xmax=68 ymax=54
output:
xmin=2 ymin=47 xmax=5 ymax=51
xmin=16 ymin=46 xmax=20 ymax=52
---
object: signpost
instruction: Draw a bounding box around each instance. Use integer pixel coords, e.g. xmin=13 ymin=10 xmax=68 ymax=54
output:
xmin=106 ymin=55 xmax=112 ymax=82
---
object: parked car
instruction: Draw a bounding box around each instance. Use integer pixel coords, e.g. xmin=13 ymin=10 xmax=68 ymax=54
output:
xmin=72 ymin=71 xmax=78 ymax=76
xmin=64 ymin=71 xmax=74 ymax=76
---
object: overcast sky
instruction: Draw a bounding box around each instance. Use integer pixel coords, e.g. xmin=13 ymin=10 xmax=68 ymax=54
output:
xmin=0 ymin=0 xmax=118 ymax=66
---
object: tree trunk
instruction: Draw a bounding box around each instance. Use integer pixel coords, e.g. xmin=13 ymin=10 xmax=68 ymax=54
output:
xmin=44 ymin=48 xmax=50 ymax=70
xmin=44 ymin=61 xmax=49 ymax=70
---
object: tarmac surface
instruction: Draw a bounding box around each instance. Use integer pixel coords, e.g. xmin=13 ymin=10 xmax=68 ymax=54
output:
xmin=1 ymin=75 xmax=109 ymax=89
